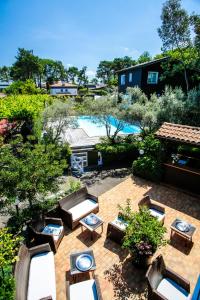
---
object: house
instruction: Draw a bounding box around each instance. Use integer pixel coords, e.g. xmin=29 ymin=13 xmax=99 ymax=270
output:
xmin=0 ymin=81 xmax=12 ymax=92
xmin=117 ymin=57 xmax=179 ymax=96
xmin=49 ymin=82 xmax=78 ymax=96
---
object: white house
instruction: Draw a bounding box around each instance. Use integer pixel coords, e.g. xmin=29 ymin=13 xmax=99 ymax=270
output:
xmin=49 ymin=82 xmax=78 ymax=96
xmin=0 ymin=80 xmax=12 ymax=92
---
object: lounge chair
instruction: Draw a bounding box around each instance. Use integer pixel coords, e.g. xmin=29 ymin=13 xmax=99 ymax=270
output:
xmin=27 ymin=217 xmax=64 ymax=253
xmin=106 ymin=214 xmax=128 ymax=245
xmin=59 ymin=186 xmax=99 ymax=229
xmin=138 ymin=195 xmax=165 ymax=224
xmin=15 ymin=243 xmax=56 ymax=300
xmin=66 ymin=275 xmax=102 ymax=300
xmin=146 ymin=255 xmax=190 ymax=300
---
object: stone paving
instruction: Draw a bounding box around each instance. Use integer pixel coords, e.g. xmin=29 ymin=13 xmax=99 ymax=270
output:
xmin=55 ymin=176 xmax=200 ymax=300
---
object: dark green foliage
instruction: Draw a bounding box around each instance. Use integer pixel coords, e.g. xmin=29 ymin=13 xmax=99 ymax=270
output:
xmin=132 ymin=156 xmax=162 ymax=181
xmin=96 ymin=137 xmax=138 ymax=165
xmin=5 ymin=80 xmax=46 ymax=95
xmin=132 ymin=135 xmax=164 ymax=181
xmin=0 ymin=135 xmax=69 ymax=211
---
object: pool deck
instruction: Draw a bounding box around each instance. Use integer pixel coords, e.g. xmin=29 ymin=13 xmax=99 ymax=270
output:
xmin=61 ymin=128 xmax=101 ymax=147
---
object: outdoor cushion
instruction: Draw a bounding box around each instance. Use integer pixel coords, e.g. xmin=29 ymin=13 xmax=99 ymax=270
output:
xmin=27 ymin=251 xmax=56 ymax=300
xmin=69 ymin=279 xmax=98 ymax=300
xmin=149 ymin=208 xmax=165 ymax=222
xmin=42 ymin=224 xmax=63 ymax=241
xmin=157 ymin=277 xmax=190 ymax=300
xmin=111 ymin=217 xmax=128 ymax=231
xmin=68 ymin=199 xmax=98 ymax=221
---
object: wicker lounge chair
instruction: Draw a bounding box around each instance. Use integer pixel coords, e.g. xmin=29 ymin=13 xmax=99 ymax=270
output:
xmin=15 ymin=243 xmax=56 ymax=300
xmin=138 ymin=195 xmax=165 ymax=224
xmin=106 ymin=214 xmax=127 ymax=245
xmin=66 ymin=275 xmax=102 ymax=300
xmin=59 ymin=186 xmax=99 ymax=229
xmin=27 ymin=217 xmax=64 ymax=253
xmin=146 ymin=255 xmax=190 ymax=300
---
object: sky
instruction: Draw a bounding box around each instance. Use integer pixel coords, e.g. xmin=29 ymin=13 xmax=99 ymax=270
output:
xmin=0 ymin=0 xmax=199 ymax=78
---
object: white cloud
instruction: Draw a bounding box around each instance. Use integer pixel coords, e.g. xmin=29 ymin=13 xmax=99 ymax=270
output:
xmin=86 ymin=70 xmax=96 ymax=78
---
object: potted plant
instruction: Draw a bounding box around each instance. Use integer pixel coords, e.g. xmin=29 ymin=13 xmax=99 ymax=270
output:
xmin=119 ymin=201 xmax=167 ymax=268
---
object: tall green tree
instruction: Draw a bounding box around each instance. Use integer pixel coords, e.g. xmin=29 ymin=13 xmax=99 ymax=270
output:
xmin=0 ymin=136 xmax=67 ymax=210
xmin=66 ymin=66 xmax=79 ymax=83
xmin=0 ymin=66 xmax=11 ymax=81
xmin=10 ymin=48 xmax=40 ymax=81
xmin=158 ymin=0 xmax=191 ymax=91
xmin=137 ymin=51 xmax=152 ymax=64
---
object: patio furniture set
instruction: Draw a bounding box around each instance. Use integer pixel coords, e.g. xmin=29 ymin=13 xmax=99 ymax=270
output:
xmin=14 ymin=187 xmax=198 ymax=300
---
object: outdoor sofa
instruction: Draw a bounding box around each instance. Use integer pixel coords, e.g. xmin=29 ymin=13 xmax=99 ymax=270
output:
xmin=15 ymin=243 xmax=56 ymax=300
xmin=59 ymin=186 xmax=99 ymax=229
xmin=27 ymin=217 xmax=64 ymax=253
xmin=106 ymin=214 xmax=128 ymax=245
xmin=66 ymin=275 xmax=102 ymax=300
xmin=138 ymin=195 xmax=165 ymax=224
xmin=146 ymin=255 xmax=190 ymax=300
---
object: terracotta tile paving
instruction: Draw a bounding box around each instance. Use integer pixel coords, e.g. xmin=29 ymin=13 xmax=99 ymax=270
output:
xmin=55 ymin=176 xmax=200 ymax=300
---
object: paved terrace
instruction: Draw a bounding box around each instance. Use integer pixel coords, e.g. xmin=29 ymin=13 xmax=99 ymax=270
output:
xmin=55 ymin=176 xmax=200 ymax=300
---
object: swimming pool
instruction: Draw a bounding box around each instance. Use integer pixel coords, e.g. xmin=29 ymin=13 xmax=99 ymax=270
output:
xmin=76 ymin=116 xmax=140 ymax=137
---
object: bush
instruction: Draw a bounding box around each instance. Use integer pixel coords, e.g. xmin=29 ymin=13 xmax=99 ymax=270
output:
xmin=96 ymin=138 xmax=138 ymax=165
xmin=132 ymin=135 xmax=164 ymax=181
xmin=132 ymin=156 xmax=162 ymax=181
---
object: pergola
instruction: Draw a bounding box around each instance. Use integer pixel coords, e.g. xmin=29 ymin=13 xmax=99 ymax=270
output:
xmin=155 ymin=122 xmax=200 ymax=194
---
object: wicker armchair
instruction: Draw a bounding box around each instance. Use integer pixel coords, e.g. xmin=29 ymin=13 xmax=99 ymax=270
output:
xmin=15 ymin=243 xmax=56 ymax=300
xmin=27 ymin=217 xmax=64 ymax=253
xmin=59 ymin=186 xmax=99 ymax=230
xmin=138 ymin=195 xmax=165 ymax=224
xmin=106 ymin=214 xmax=127 ymax=245
xmin=66 ymin=275 xmax=102 ymax=300
xmin=146 ymin=255 xmax=190 ymax=300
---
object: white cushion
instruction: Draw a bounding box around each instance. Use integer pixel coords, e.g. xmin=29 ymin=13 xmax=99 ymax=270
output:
xmin=149 ymin=208 xmax=165 ymax=222
xmin=111 ymin=217 xmax=128 ymax=231
xmin=68 ymin=199 xmax=98 ymax=221
xmin=157 ymin=278 xmax=190 ymax=300
xmin=27 ymin=251 xmax=56 ymax=300
xmin=42 ymin=224 xmax=63 ymax=241
xmin=70 ymin=279 xmax=98 ymax=300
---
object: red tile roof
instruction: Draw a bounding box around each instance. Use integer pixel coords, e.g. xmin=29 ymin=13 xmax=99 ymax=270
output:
xmin=155 ymin=122 xmax=200 ymax=146
xmin=50 ymin=82 xmax=77 ymax=88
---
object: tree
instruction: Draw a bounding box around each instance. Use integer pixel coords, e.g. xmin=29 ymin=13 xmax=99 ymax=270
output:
xmin=96 ymin=56 xmax=135 ymax=85
xmin=0 ymin=66 xmax=11 ymax=81
xmin=83 ymin=95 xmax=128 ymax=143
xmin=10 ymin=48 xmax=40 ymax=81
xmin=158 ymin=0 xmax=191 ymax=91
xmin=0 ymin=136 xmax=68 ymax=210
xmin=66 ymin=66 xmax=79 ymax=83
xmin=4 ymin=79 xmax=45 ymax=95
xmin=77 ymin=66 xmax=88 ymax=86
xmin=40 ymin=59 xmax=65 ymax=87
xmin=137 ymin=51 xmax=152 ymax=64
xmin=42 ymin=99 xmax=77 ymax=144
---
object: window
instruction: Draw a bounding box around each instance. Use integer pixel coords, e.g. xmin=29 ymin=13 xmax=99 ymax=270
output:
xmin=147 ymin=72 xmax=159 ymax=84
xmin=61 ymin=88 xmax=63 ymax=92
xmin=120 ymin=74 xmax=126 ymax=85
xmin=129 ymin=73 xmax=133 ymax=82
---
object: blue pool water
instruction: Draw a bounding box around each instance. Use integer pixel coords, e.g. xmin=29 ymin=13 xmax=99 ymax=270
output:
xmin=77 ymin=116 xmax=140 ymax=137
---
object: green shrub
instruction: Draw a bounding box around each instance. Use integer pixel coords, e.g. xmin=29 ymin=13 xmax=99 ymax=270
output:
xmin=132 ymin=135 xmax=164 ymax=181
xmin=96 ymin=138 xmax=138 ymax=165
xmin=132 ymin=156 xmax=162 ymax=181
